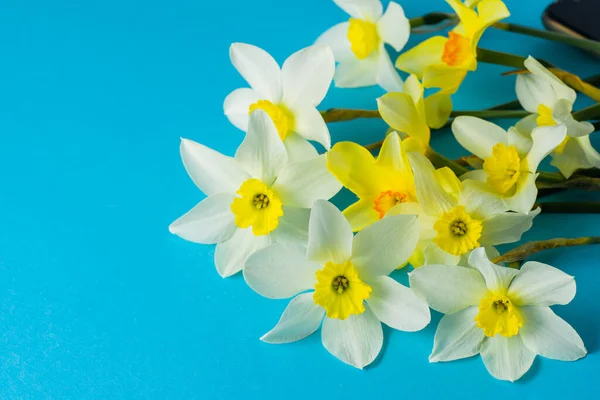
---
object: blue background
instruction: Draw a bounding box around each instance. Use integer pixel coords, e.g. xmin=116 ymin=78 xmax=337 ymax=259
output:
xmin=0 ymin=0 xmax=598 ymax=398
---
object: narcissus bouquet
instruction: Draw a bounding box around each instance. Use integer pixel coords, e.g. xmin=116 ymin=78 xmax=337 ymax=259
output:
xmin=170 ymin=0 xmax=600 ymax=382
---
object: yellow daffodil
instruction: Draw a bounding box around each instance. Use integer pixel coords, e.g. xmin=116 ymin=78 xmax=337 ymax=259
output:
xmin=410 ymin=248 xmax=586 ymax=382
xmin=377 ymin=75 xmax=452 ymax=152
xmin=244 ymin=200 xmax=429 ymax=369
xmin=452 ymin=116 xmax=567 ymax=213
xmin=515 ymin=56 xmax=600 ymax=178
xmin=326 ymin=132 xmax=416 ymax=231
xmin=169 ymin=110 xmax=341 ymax=278
xmin=396 ymin=0 xmax=510 ymax=94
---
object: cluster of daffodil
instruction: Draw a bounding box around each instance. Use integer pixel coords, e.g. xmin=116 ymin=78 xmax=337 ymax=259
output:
xmin=169 ymin=0 xmax=597 ymax=382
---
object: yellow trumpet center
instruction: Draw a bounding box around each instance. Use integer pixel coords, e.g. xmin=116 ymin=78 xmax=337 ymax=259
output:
xmin=536 ymin=104 xmax=557 ymax=127
xmin=230 ymin=178 xmax=283 ymax=236
xmin=373 ymin=190 xmax=407 ymax=219
xmin=433 ymin=205 xmax=482 ymax=256
xmin=248 ymin=100 xmax=295 ymax=140
xmin=475 ymin=292 xmax=523 ymax=337
xmin=441 ymin=32 xmax=472 ymax=67
xmin=483 ymin=143 xmax=522 ymax=194
xmin=347 ymin=18 xmax=380 ymax=60
xmin=313 ymin=260 xmax=372 ymax=320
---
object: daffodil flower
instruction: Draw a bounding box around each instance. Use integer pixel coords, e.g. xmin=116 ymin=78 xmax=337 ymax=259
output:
xmin=409 ymin=247 xmax=587 ymax=382
xmin=515 ymin=56 xmax=599 ymax=178
xmin=377 ymin=75 xmax=453 ymax=152
xmin=224 ymin=43 xmax=335 ymax=162
xmin=315 ymin=0 xmax=410 ymax=92
xmin=243 ymin=200 xmax=430 ymax=369
xmin=169 ymin=111 xmax=341 ymax=278
xmin=396 ymin=0 xmax=510 ymax=94
xmin=453 ymin=116 xmax=567 ymax=213
xmin=404 ymin=153 xmax=539 ymax=266
xmin=326 ymin=131 xmax=416 ymax=231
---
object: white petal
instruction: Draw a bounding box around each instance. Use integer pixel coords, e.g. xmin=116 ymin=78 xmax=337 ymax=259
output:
xmin=552 ymin=98 xmax=594 ymax=138
xmin=283 ymin=133 xmax=319 ymax=163
xmin=334 ymin=57 xmax=379 ymax=88
xmin=577 ymin=135 xmax=600 ymax=168
xmin=307 ymin=200 xmax=353 ymax=264
xmin=180 ymin=138 xmax=250 ymax=196
xmin=524 ymin=56 xmax=577 ymax=104
xmin=270 ymin=206 xmax=310 ymax=244
xmin=551 ymin=136 xmax=596 ymax=178
xmin=519 ymin=306 xmax=586 ymax=361
xmin=261 ymin=293 xmax=325 ymax=344
xmin=480 ymin=334 xmax=536 ymax=382
xmin=514 ymin=114 xmax=538 ymax=135
xmin=516 ymin=74 xmax=557 ymax=113
xmin=507 ymin=126 xmax=533 ymax=156
xmin=507 ymin=261 xmax=576 ymax=306
xmin=235 ymin=110 xmax=288 ymax=185
xmin=229 ymin=43 xmax=281 ymax=101
xmin=321 ymin=305 xmax=383 ymax=369
xmin=292 ymin=105 xmax=332 ymax=149
xmin=333 ymin=0 xmax=383 ymax=20
xmin=244 ymin=242 xmax=318 ymax=299
xmin=409 ymin=265 xmax=487 ymax=314
xmin=223 ymin=88 xmax=261 ymax=131
xmin=452 ymin=117 xmax=508 ymax=159
xmin=281 ymin=45 xmax=335 ymax=107
xmin=480 ymin=208 xmax=540 ymax=246
xmin=423 ymin=243 xmax=461 ymax=266
xmin=459 ymin=180 xmax=508 ymax=219
xmin=504 ymin=174 xmax=538 ymax=214
xmin=315 ymin=22 xmax=354 ymax=63
xmin=351 ymin=214 xmax=419 ymax=277
xmin=468 ymin=247 xmax=518 ymax=292
xmin=526 ymin=124 xmax=567 ymax=171
xmin=272 ymin=155 xmax=341 ymax=208
xmin=214 ymin=228 xmax=271 ymax=278
xmin=169 ymin=193 xmax=236 ymax=244
xmin=367 ymin=276 xmax=430 ymax=332
xmin=376 ymin=2 xmax=410 ymax=51
xmin=376 ymin=49 xmax=404 ymax=92
xmin=409 ymin=152 xmax=455 ymax=216
xmin=429 ymin=307 xmax=485 ymax=362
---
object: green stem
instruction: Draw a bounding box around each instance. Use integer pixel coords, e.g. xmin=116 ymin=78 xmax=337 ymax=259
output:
xmin=476 ymin=48 xmax=555 ymax=69
xmin=493 ymin=22 xmax=600 ymax=53
xmin=536 ymin=177 xmax=600 ymax=191
xmin=535 ymin=202 xmax=600 ymax=214
xmin=573 ymin=103 xmax=600 ymax=122
xmin=320 ymin=109 xmax=380 ymax=123
xmin=488 ymin=99 xmax=522 ymax=111
xmin=449 ymin=110 xmax=530 ymax=119
xmin=409 ymin=12 xmax=454 ymax=29
xmin=493 ymin=237 xmax=600 ymax=263
xmin=425 ymin=147 xmax=469 ymax=176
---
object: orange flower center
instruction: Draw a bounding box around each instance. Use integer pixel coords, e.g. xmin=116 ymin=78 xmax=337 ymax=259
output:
xmin=442 ymin=32 xmax=472 ymax=67
xmin=373 ymin=191 xmax=406 ymax=219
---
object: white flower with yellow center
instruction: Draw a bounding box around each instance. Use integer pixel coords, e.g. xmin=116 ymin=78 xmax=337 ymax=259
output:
xmin=515 ymin=56 xmax=599 ymax=178
xmin=169 ymin=110 xmax=341 ymax=278
xmin=315 ymin=0 xmax=410 ymax=92
xmin=409 ymin=247 xmax=587 ymax=382
xmin=243 ymin=200 xmax=430 ymax=369
xmin=402 ymin=153 xmax=539 ymax=266
xmin=224 ymin=43 xmax=335 ymax=162
xmin=453 ymin=116 xmax=567 ymax=213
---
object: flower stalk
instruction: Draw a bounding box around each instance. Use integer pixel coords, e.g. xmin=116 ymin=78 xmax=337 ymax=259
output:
xmin=493 ymin=236 xmax=600 ymax=263
xmin=535 ymin=202 xmax=600 ymax=214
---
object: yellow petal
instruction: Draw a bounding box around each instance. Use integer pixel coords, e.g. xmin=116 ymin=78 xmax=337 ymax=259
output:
xmin=377 ymin=92 xmax=430 ymax=148
xmin=424 ymin=92 xmax=453 ymax=129
xmin=434 ymin=167 xmax=461 ymax=199
xmin=395 ymin=36 xmax=447 ymax=78
xmin=343 ymin=199 xmax=380 ymax=232
xmin=326 ymin=141 xmax=388 ymax=197
xmin=446 ymin=0 xmax=481 ymax=38
xmin=402 ymin=74 xmax=425 ymax=107
xmin=472 ymin=0 xmax=510 ymax=46
xmin=375 ymin=132 xmax=413 ymax=184
xmin=423 ymin=64 xmax=469 ymax=94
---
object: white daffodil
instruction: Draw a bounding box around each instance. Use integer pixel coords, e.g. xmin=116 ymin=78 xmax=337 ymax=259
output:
xmin=244 ymin=200 xmax=430 ymax=369
xmin=400 ymin=153 xmax=539 ymax=266
xmin=515 ymin=56 xmax=599 ymax=178
xmin=453 ymin=116 xmax=567 ymax=213
xmin=224 ymin=43 xmax=335 ymax=162
xmin=169 ymin=110 xmax=341 ymax=278
xmin=316 ymin=0 xmax=410 ymax=92
xmin=409 ymin=247 xmax=587 ymax=382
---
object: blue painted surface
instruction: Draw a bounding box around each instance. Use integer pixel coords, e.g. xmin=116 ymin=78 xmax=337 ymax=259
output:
xmin=0 ymin=0 xmax=598 ymax=398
